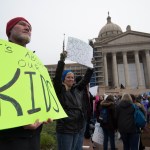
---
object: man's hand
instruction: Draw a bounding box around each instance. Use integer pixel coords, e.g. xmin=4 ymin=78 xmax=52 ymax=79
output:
xmin=43 ymin=118 xmax=53 ymax=124
xmin=60 ymin=51 xmax=67 ymax=61
xmin=24 ymin=119 xmax=42 ymax=130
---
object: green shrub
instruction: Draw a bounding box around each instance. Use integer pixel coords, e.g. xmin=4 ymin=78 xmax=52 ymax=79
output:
xmin=40 ymin=132 xmax=55 ymax=150
xmin=40 ymin=122 xmax=57 ymax=150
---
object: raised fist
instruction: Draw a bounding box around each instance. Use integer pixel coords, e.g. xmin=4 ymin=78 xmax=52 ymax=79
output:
xmin=60 ymin=51 xmax=67 ymax=61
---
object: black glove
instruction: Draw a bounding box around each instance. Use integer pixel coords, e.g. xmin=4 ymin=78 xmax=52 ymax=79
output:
xmin=60 ymin=51 xmax=67 ymax=61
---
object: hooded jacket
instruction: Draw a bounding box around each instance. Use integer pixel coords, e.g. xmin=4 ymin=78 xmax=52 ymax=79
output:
xmin=97 ymin=96 xmax=116 ymax=130
xmin=116 ymin=100 xmax=139 ymax=133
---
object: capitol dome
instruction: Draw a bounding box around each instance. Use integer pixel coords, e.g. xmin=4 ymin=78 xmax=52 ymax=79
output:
xmin=98 ymin=14 xmax=122 ymax=39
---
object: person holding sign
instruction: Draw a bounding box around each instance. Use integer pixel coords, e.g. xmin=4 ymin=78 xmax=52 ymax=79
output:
xmin=53 ymin=51 xmax=94 ymax=150
xmin=0 ymin=17 xmax=52 ymax=150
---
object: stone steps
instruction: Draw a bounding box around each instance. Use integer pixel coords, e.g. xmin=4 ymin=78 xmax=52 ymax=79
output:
xmin=104 ymin=88 xmax=150 ymax=96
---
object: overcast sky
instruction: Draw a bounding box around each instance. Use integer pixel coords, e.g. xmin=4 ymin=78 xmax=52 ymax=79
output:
xmin=0 ymin=0 xmax=150 ymax=65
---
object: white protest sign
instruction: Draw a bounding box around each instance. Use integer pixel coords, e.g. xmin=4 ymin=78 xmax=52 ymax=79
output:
xmin=89 ymin=86 xmax=98 ymax=96
xmin=66 ymin=37 xmax=93 ymax=68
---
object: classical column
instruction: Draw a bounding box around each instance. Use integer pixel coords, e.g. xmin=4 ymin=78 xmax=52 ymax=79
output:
xmin=141 ymin=53 xmax=148 ymax=88
xmin=134 ymin=51 xmax=144 ymax=89
xmin=112 ymin=52 xmax=119 ymax=88
xmin=103 ymin=53 xmax=108 ymax=86
xmin=123 ymin=51 xmax=130 ymax=89
xmin=145 ymin=50 xmax=150 ymax=88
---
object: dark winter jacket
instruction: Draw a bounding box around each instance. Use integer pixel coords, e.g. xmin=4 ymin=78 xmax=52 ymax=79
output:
xmin=53 ymin=60 xmax=93 ymax=133
xmin=83 ymin=89 xmax=94 ymax=121
xmin=0 ymin=125 xmax=42 ymax=139
xmin=97 ymin=100 xmax=116 ymax=131
xmin=116 ymin=100 xmax=139 ymax=133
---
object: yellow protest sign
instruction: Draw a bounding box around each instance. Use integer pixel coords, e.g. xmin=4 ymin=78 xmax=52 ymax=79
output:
xmin=0 ymin=39 xmax=67 ymax=130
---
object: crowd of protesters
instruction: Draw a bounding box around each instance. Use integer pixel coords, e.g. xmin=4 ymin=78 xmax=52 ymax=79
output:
xmin=92 ymin=92 xmax=150 ymax=150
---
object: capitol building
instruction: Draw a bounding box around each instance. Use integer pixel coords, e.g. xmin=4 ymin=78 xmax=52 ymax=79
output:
xmin=46 ymin=14 xmax=150 ymax=96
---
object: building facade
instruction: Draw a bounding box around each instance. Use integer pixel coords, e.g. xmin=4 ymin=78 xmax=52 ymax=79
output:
xmin=46 ymin=14 xmax=150 ymax=95
xmin=89 ymin=14 xmax=150 ymax=95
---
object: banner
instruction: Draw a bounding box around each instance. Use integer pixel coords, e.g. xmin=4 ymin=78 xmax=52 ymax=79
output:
xmin=0 ymin=39 xmax=67 ymax=130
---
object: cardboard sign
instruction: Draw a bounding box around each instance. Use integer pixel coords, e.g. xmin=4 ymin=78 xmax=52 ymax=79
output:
xmin=66 ymin=37 xmax=93 ymax=68
xmin=0 ymin=39 xmax=67 ymax=130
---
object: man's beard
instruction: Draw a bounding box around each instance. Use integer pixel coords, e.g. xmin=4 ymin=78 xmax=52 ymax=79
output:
xmin=11 ymin=33 xmax=31 ymax=46
xmin=16 ymin=34 xmax=31 ymax=45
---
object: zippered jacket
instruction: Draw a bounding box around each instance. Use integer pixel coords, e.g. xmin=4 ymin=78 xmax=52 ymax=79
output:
xmin=53 ymin=60 xmax=93 ymax=133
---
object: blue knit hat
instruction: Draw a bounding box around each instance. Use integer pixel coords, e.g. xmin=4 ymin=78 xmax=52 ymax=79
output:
xmin=62 ymin=70 xmax=73 ymax=81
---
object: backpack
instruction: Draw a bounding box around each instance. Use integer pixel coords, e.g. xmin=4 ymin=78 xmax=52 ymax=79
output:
xmin=132 ymin=104 xmax=146 ymax=128
xmin=99 ymin=108 xmax=108 ymax=123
